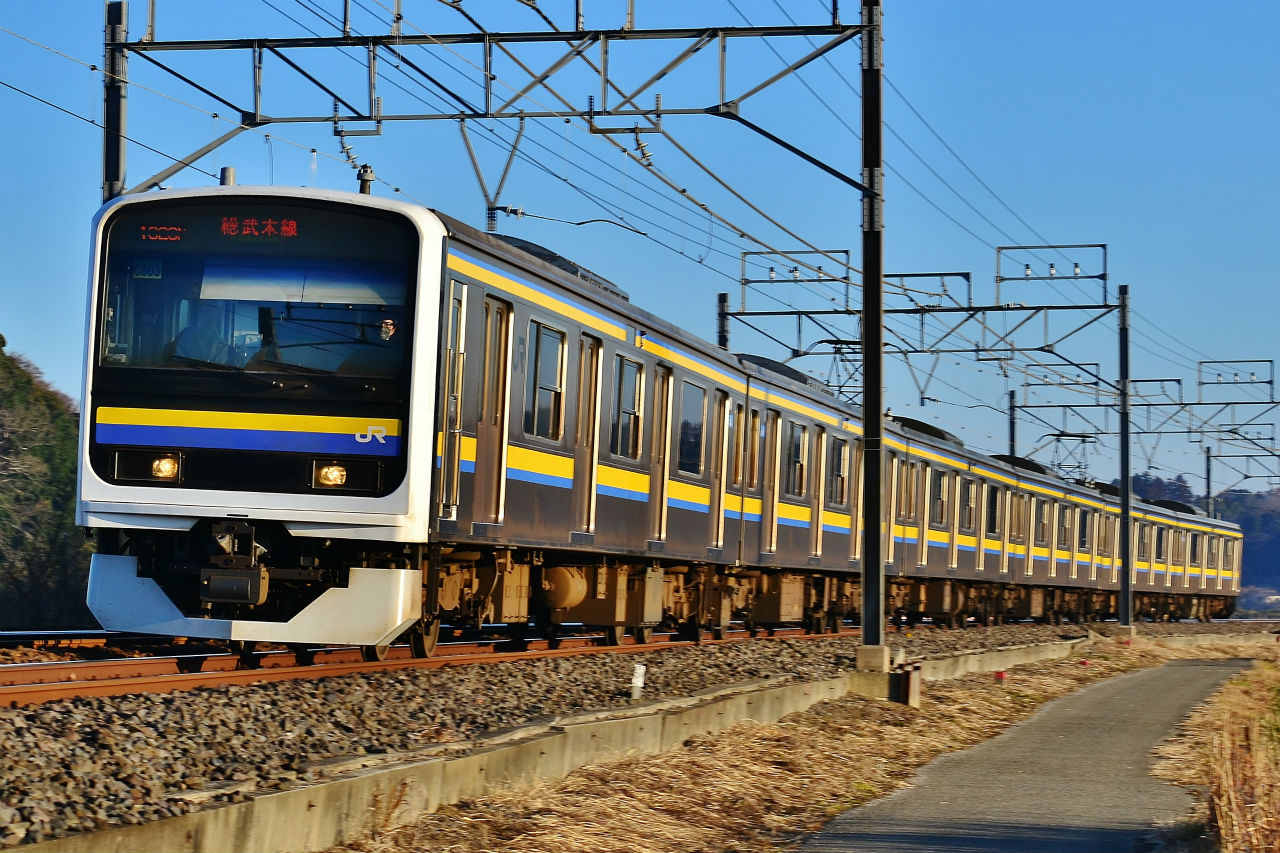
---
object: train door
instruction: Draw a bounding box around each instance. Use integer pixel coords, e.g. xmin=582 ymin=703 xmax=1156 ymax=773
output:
xmin=473 ymin=295 xmax=511 ymax=524
xmin=438 ymin=280 xmax=468 ymax=521
xmin=850 ymin=440 xmax=864 ymax=563
xmin=761 ymin=409 xmax=781 ymax=554
xmin=648 ymin=366 xmax=672 ymax=542
xmin=811 ymin=426 xmax=826 ymax=557
xmin=572 ymin=335 xmax=602 ymax=532
xmin=709 ymin=390 xmax=730 ymax=549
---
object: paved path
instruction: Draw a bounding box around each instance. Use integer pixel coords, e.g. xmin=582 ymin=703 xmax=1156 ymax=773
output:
xmin=800 ymin=658 xmax=1252 ymax=853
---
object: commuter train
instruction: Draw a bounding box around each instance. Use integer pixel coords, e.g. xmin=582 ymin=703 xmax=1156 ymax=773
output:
xmin=79 ymin=185 xmax=1241 ymax=659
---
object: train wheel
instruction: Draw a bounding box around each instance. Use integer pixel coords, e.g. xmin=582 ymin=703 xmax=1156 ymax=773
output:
xmin=234 ymin=641 xmax=260 ymax=670
xmin=361 ymin=644 xmax=390 ymax=662
xmin=711 ymin=625 xmax=728 ymax=641
xmin=288 ymin=644 xmax=317 ymax=666
xmin=680 ymin=620 xmax=706 ymax=643
xmin=632 ymin=626 xmax=654 ymax=645
xmin=409 ymin=618 xmax=440 ymax=658
xmin=604 ymin=625 xmax=627 ymax=646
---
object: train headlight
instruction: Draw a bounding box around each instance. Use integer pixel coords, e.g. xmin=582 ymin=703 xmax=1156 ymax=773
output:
xmin=150 ymin=455 xmax=180 ymax=481
xmin=317 ymin=464 xmax=348 ymax=486
xmin=311 ymin=459 xmax=381 ymax=492
xmin=113 ymin=449 xmax=183 ymax=484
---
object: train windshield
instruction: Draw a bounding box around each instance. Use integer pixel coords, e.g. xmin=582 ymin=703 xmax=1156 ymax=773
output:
xmin=96 ymin=198 xmax=418 ymax=383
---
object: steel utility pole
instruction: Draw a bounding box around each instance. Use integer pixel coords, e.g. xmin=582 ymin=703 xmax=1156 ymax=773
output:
xmin=103 ymin=1 xmax=128 ymax=202
xmin=857 ymin=0 xmax=887 ymax=668
xmin=1117 ymin=283 xmax=1133 ymax=628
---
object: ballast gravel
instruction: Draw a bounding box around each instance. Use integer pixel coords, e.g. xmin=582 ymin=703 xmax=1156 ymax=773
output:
xmin=0 ymin=621 xmax=1270 ymax=846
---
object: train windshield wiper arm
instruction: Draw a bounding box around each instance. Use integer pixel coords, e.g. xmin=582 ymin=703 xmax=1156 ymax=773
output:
xmin=256 ymin=359 xmax=376 ymax=392
xmin=168 ymin=355 xmax=280 ymax=387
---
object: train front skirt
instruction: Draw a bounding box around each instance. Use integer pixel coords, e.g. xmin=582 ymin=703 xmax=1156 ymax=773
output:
xmin=87 ymin=555 xmax=421 ymax=646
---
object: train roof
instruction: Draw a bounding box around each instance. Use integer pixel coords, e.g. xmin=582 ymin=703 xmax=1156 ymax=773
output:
xmin=432 ymin=205 xmax=1235 ymax=532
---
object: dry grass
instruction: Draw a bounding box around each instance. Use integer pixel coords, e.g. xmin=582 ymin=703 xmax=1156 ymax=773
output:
xmin=336 ymin=637 xmax=1275 ymax=853
xmin=1155 ymin=651 xmax=1280 ymax=852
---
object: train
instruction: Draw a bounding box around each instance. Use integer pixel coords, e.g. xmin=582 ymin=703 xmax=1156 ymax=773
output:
xmin=78 ymin=184 xmax=1241 ymax=660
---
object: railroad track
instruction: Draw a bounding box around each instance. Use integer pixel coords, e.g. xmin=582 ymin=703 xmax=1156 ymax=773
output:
xmin=0 ymin=625 xmax=856 ymax=707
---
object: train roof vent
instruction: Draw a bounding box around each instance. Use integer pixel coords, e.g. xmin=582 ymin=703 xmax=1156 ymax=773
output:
xmin=1150 ymin=498 xmax=1206 ymax=516
xmin=991 ymin=454 xmax=1056 ymax=477
xmin=888 ymin=415 xmax=963 ymax=448
xmin=737 ymin=354 xmax=813 ymax=387
xmin=493 ymin=234 xmax=630 ymax=301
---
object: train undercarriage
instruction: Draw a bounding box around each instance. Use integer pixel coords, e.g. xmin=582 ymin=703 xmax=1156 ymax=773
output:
xmin=107 ymin=524 xmax=1238 ymax=661
xmin=357 ymin=543 xmax=1239 ymax=657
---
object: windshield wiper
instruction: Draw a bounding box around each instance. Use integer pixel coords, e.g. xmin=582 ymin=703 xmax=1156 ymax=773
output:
xmin=168 ymin=355 xmax=285 ymax=388
xmin=255 ymin=359 xmax=379 ymax=392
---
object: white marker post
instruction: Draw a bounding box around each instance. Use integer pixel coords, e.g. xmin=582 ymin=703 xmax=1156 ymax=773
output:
xmin=630 ymin=663 xmax=647 ymax=701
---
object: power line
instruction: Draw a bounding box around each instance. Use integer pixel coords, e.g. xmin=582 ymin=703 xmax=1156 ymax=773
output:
xmin=0 ymin=77 xmax=219 ymax=181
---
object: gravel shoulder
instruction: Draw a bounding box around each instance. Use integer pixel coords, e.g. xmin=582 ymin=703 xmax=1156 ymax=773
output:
xmin=0 ymin=622 xmax=1274 ymax=847
xmin=336 ymin=631 xmax=1280 ymax=853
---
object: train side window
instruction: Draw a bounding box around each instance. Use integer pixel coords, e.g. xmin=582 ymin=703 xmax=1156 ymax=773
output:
xmin=1173 ymin=530 xmax=1186 ymax=564
xmin=1223 ymin=540 xmax=1235 ymax=588
xmin=747 ymin=408 xmax=762 ymax=488
xmin=524 ymin=321 xmax=565 ymax=440
xmin=1098 ymin=514 xmax=1114 ymax=557
xmin=1154 ymin=527 xmax=1167 ymax=562
xmin=1033 ymin=499 xmax=1049 ymax=545
xmin=677 ymin=381 xmax=706 ymax=475
xmin=575 ymin=336 xmax=601 ymax=444
xmin=894 ymin=457 xmax=908 ymax=520
xmin=609 ymin=355 xmax=643 ymax=458
xmin=908 ymin=462 xmax=923 ymax=521
xmin=986 ymin=485 xmax=1002 ymax=537
xmin=481 ymin=299 xmax=510 ymax=425
xmin=1206 ymin=536 xmax=1217 ymax=568
xmin=1078 ymin=510 xmax=1091 ymax=550
xmin=1009 ymin=493 xmax=1024 ymax=542
xmin=1137 ymin=523 xmax=1150 ymax=560
xmin=784 ymin=421 xmax=808 ymax=497
xmin=1057 ymin=506 xmax=1073 ymax=549
xmin=930 ymin=469 xmax=950 ymax=526
xmin=959 ymin=478 xmax=976 ymax=532
xmin=1190 ymin=532 xmax=1201 ymax=565
xmin=827 ymin=437 xmax=850 ymax=506
xmin=729 ymin=403 xmax=744 ymax=486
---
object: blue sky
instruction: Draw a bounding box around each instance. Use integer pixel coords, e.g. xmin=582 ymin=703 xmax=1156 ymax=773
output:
xmin=2 ymin=1 xmax=1277 ymax=494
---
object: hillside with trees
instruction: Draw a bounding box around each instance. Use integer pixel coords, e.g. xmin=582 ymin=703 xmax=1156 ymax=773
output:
xmin=0 ymin=335 xmax=94 ymax=628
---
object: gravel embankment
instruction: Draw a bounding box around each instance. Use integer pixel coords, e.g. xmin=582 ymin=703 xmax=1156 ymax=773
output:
xmin=0 ymin=621 xmax=1272 ymax=846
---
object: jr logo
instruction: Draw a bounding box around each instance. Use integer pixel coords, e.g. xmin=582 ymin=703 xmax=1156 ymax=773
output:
xmin=354 ymin=426 xmax=388 ymax=444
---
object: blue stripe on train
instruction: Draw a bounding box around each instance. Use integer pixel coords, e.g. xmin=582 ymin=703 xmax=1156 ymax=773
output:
xmin=507 ymin=468 xmax=573 ymax=489
xmin=598 ymin=485 xmax=648 ymax=502
xmin=97 ymin=423 xmax=401 ymax=456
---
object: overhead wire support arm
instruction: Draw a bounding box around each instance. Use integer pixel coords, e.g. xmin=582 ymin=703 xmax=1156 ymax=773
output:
xmin=710 ymin=108 xmax=874 ymax=196
xmin=105 ymin=8 xmax=864 ymax=197
xmin=460 ymin=115 xmax=527 ymax=231
xmin=119 ymin=25 xmax=858 ymax=52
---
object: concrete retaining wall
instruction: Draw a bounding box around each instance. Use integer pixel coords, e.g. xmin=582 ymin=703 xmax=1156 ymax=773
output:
xmin=27 ymin=633 xmax=1264 ymax=853
xmin=1136 ymin=631 xmax=1276 ymax=650
xmin=918 ymin=639 xmax=1084 ymax=681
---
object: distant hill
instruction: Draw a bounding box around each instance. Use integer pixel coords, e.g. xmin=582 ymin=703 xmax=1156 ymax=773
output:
xmin=0 ymin=334 xmax=94 ymax=628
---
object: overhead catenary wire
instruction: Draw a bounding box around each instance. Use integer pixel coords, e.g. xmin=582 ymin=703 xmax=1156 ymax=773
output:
xmin=0 ymin=77 xmax=219 ymax=182
xmin=5 ymin=7 xmax=1256 ymax=484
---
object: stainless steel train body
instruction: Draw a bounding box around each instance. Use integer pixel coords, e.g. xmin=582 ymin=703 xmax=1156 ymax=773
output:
xmin=79 ymin=186 xmax=1241 ymax=654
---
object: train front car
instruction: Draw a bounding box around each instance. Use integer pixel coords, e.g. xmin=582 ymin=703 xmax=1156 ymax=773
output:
xmin=79 ymin=187 xmax=444 ymax=652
